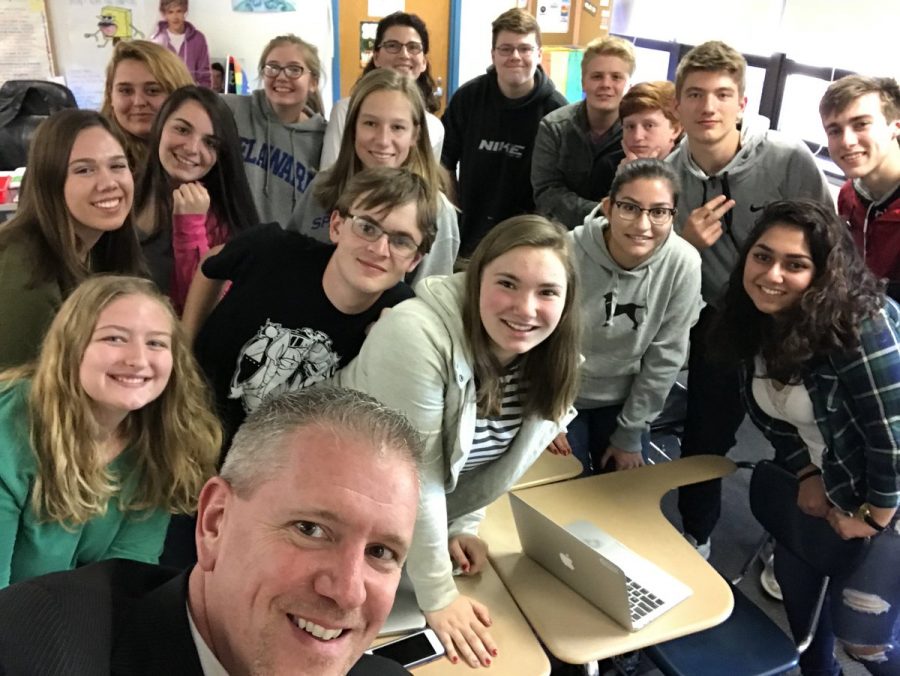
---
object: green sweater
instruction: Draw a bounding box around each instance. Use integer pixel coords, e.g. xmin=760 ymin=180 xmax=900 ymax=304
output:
xmin=0 ymin=236 xmax=63 ymax=369
xmin=0 ymin=382 xmax=169 ymax=588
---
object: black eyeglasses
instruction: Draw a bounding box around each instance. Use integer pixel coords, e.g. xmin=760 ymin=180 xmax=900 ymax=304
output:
xmin=379 ymin=40 xmax=424 ymax=55
xmin=613 ymin=201 xmax=677 ymax=225
xmin=347 ymin=215 xmax=420 ymax=258
xmin=494 ymin=44 xmax=536 ymax=57
xmin=263 ymin=63 xmax=306 ymax=79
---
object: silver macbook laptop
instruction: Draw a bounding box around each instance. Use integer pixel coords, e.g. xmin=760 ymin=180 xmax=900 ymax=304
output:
xmin=378 ymin=570 xmax=426 ymax=637
xmin=509 ymin=492 xmax=692 ymax=631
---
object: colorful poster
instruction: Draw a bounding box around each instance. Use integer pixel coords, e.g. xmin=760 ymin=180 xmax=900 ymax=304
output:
xmin=232 ymin=0 xmax=295 ymax=12
xmin=535 ymin=0 xmax=570 ymax=34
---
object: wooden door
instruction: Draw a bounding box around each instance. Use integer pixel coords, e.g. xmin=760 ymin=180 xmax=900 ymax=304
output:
xmin=337 ymin=0 xmax=451 ymax=115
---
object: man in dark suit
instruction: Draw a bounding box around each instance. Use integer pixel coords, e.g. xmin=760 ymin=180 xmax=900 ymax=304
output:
xmin=0 ymin=386 xmax=422 ymax=676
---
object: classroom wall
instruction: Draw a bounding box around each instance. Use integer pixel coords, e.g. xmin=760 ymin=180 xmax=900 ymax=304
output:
xmin=612 ymin=0 xmax=900 ymax=80
xmin=457 ymin=0 xmax=517 ymax=87
xmin=47 ymin=0 xmax=334 ymax=114
xmin=39 ymin=0 xmax=900 ymax=113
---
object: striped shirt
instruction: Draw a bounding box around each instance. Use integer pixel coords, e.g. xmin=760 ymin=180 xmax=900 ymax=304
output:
xmin=463 ymin=368 xmax=525 ymax=473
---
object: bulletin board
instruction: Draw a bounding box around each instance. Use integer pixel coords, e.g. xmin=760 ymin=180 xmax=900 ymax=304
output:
xmin=0 ymin=0 xmax=55 ymax=85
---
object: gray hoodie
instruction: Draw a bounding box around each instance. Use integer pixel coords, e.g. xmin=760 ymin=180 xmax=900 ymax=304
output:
xmin=666 ymin=114 xmax=831 ymax=304
xmin=571 ymin=210 xmax=702 ymax=452
xmin=224 ymin=90 xmax=326 ymax=227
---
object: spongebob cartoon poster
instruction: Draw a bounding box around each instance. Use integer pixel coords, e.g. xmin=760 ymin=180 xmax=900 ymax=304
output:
xmin=84 ymin=5 xmax=144 ymax=47
xmin=232 ymin=0 xmax=296 ymax=12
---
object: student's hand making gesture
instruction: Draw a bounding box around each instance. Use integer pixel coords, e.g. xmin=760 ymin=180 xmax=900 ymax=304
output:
xmin=172 ymin=182 xmax=211 ymax=216
xmin=681 ymin=194 xmax=736 ymax=250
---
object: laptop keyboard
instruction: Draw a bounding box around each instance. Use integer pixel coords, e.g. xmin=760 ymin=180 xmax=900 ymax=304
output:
xmin=626 ymin=577 xmax=664 ymax=621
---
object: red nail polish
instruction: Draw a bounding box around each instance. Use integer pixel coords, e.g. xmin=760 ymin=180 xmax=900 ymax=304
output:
xmin=492 ymin=649 xmax=499 ymax=656
xmin=451 ymin=656 xmax=458 ymax=664
xmin=486 ymin=658 xmax=492 ymax=665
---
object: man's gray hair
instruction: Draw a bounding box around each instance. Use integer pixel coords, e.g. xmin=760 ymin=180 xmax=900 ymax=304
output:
xmin=220 ymin=385 xmax=423 ymax=496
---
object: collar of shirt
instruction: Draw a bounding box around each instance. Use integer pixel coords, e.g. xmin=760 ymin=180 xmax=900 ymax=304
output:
xmin=186 ymin=602 xmax=231 ymax=676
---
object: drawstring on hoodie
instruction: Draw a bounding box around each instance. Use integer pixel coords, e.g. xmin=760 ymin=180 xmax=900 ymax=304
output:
xmin=701 ymin=173 xmax=739 ymax=251
xmin=603 ymin=271 xmax=620 ymax=327
xmin=260 ymin=96 xmax=302 ymax=212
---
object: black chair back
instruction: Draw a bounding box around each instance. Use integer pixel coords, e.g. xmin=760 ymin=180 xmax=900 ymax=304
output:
xmin=749 ymin=460 xmax=867 ymax=579
xmin=0 ymin=80 xmax=78 ymax=170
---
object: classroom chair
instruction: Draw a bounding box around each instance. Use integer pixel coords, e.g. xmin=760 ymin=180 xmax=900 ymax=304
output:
xmin=643 ymin=460 xmax=867 ymax=676
xmin=647 ymin=380 xmax=688 ymax=464
xmin=0 ymin=80 xmax=77 ymax=170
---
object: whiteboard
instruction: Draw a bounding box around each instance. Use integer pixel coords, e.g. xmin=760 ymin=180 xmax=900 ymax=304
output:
xmin=0 ymin=0 xmax=55 ymax=85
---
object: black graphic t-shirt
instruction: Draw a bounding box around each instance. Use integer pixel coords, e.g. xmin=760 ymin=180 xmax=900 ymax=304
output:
xmin=194 ymin=223 xmax=414 ymax=450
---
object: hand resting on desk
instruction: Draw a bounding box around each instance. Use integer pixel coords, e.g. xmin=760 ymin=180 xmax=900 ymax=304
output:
xmin=426 ymin=594 xmax=497 ymax=668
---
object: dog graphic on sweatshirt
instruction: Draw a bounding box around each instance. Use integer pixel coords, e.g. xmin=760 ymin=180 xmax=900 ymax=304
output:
xmin=603 ymin=292 xmax=643 ymax=330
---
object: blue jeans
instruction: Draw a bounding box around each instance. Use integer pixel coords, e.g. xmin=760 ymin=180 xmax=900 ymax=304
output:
xmin=775 ymin=520 xmax=900 ymax=675
xmin=567 ymin=404 xmax=650 ymax=476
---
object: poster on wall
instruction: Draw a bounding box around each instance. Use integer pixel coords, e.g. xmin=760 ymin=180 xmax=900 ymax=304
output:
xmin=52 ymin=0 xmax=149 ymax=110
xmin=232 ymin=0 xmax=296 ymax=11
xmin=367 ymin=0 xmax=404 ymax=16
xmin=535 ymin=0 xmax=570 ymax=34
xmin=0 ymin=0 xmax=54 ymax=84
xmin=82 ymin=5 xmax=144 ymax=47
xmin=359 ymin=21 xmax=377 ymax=69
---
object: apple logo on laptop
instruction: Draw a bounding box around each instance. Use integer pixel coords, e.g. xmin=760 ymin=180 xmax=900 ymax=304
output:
xmin=559 ymin=552 xmax=574 ymax=570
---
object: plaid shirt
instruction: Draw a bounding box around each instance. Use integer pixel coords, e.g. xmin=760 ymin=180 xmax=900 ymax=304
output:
xmin=741 ymin=298 xmax=900 ymax=511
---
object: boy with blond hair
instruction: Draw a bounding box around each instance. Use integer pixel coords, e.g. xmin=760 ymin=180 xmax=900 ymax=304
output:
xmin=668 ymin=40 xmax=831 ymax=557
xmin=820 ymin=75 xmax=900 ymax=299
xmin=532 ymin=36 xmax=635 ymax=226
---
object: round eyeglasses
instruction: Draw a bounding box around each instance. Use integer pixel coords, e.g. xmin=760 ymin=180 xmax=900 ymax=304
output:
xmin=379 ymin=40 xmax=424 ymax=55
xmin=347 ymin=215 xmax=420 ymax=259
xmin=494 ymin=44 xmax=536 ymax=57
xmin=613 ymin=201 xmax=677 ymax=225
xmin=263 ymin=63 xmax=306 ymax=79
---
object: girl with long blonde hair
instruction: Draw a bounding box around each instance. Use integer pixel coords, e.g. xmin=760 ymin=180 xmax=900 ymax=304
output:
xmin=0 ymin=275 xmax=220 ymax=587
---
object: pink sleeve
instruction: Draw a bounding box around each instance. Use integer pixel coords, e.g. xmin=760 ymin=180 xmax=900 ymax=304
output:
xmin=171 ymin=212 xmax=219 ymax=315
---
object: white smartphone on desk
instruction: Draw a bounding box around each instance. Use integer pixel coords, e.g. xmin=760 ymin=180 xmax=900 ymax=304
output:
xmin=368 ymin=628 xmax=445 ymax=668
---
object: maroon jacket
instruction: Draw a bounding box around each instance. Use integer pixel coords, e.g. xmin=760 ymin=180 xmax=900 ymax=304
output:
xmin=838 ymin=178 xmax=900 ymax=299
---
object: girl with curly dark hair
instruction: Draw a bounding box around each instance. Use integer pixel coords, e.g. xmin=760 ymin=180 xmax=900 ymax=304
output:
xmin=712 ymin=198 xmax=900 ymax=675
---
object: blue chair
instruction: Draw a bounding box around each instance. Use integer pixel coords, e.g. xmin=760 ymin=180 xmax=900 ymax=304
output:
xmin=644 ymin=460 xmax=866 ymax=676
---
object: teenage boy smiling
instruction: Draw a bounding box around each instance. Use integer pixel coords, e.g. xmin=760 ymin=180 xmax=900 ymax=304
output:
xmin=185 ymin=167 xmax=435 ymax=449
xmin=666 ymin=41 xmax=832 ymax=557
xmin=441 ymin=8 xmax=567 ymax=256
xmin=532 ymin=36 xmax=635 ymax=227
xmin=820 ymin=75 xmax=900 ymax=300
